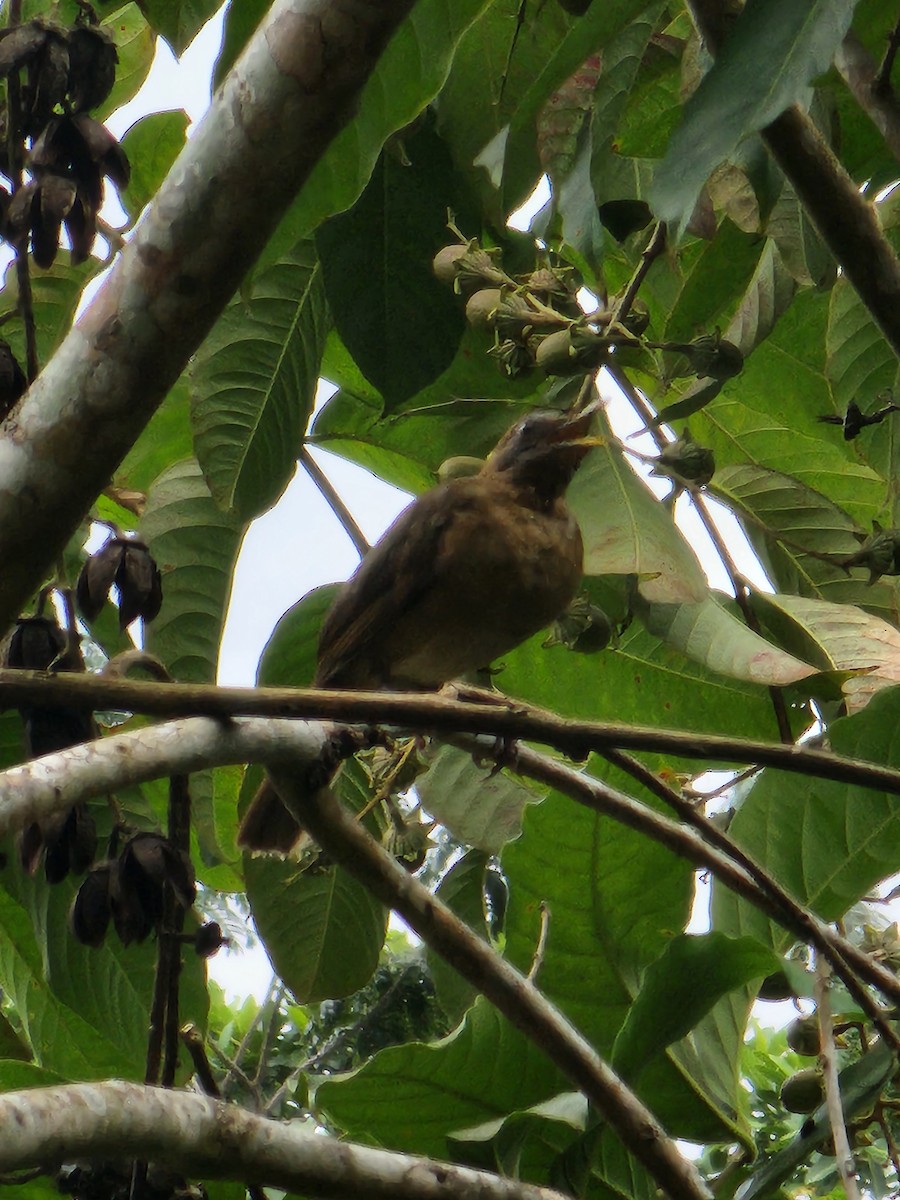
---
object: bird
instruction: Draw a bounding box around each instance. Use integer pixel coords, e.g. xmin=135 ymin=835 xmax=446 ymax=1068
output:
xmin=237 ymin=403 xmax=596 ymax=853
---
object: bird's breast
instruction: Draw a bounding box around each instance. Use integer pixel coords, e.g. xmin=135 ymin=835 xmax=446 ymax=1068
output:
xmin=384 ymin=487 xmax=583 ymax=686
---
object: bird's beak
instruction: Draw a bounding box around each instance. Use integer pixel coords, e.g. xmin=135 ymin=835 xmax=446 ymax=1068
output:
xmin=553 ymin=397 xmax=605 ymax=448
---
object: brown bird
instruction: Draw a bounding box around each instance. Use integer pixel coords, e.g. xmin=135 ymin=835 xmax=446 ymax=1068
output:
xmin=238 ymin=404 xmax=595 ymax=852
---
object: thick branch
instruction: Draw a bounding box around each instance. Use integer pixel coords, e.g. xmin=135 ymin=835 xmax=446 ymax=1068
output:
xmin=268 ymin=767 xmax=712 ymax=1200
xmin=0 ymin=0 xmax=415 ymax=630
xmin=686 ymin=0 xmax=900 ymax=357
xmin=3 ymin=670 xmax=900 ymax=797
xmin=0 ymin=1081 xmax=569 ymax=1200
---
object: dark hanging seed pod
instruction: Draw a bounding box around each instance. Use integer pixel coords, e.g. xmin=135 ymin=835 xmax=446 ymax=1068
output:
xmin=66 ymin=26 xmax=118 ymax=113
xmin=194 ymin=921 xmax=227 ymax=958
xmin=6 ymin=615 xmax=66 ymax=669
xmin=70 ymin=862 xmax=114 ymax=947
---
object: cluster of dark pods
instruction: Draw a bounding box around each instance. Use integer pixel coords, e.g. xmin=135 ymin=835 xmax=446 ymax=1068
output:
xmin=76 ymin=535 xmax=162 ymax=629
xmin=58 ymin=1159 xmax=207 ymax=1200
xmin=0 ymin=18 xmax=129 ymax=267
xmin=71 ymin=830 xmax=223 ymax=957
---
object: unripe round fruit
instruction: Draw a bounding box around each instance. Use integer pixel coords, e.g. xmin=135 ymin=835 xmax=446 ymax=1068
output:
xmin=780 ymin=1069 xmax=824 ymax=1114
xmin=465 ymin=288 xmax=503 ymax=332
xmin=432 ymin=244 xmax=468 ymax=285
xmin=786 ymin=1015 xmax=820 ymax=1057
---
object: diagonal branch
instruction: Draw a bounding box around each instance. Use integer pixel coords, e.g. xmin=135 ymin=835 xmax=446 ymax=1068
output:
xmin=0 ymin=0 xmax=415 ymax=631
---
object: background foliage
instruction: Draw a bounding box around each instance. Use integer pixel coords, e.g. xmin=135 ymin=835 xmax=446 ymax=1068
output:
xmin=2 ymin=0 xmax=900 ymax=1197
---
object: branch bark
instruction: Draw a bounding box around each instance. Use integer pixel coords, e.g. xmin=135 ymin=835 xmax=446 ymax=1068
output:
xmin=3 ymin=669 xmax=900 ymax=796
xmin=0 ymin=0 xmax=415 ymax=631
xmin=0 ymin=1081 xmax=571 ymax=1200
xmin=267 ymin=766 xmax=713 ymax=1200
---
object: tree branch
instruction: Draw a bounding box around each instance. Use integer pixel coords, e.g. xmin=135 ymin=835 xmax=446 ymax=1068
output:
xmin=0 ymin=1081 xmax=572 ymax=1200
xmin=2 ymin=670 xmax=900 ymax=797
xmin=267 ymin=766 xmax=713 ymax=1200
xmin=0 ymin=0 xmax=415 ymax=630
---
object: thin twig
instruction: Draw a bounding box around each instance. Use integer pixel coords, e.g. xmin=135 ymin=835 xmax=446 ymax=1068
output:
xmin=528 ymin=902 xmax=551 ymax=982
xmin=252 ymin=981 xmax=286 ymax=1090
xmin=299 ymin=445 xmax=370 ymax=558
xmin=608 ymin=222 xmax=667 ymax=330
xmin=815 ymin=958 xmax=861 ymax=1200
xmin=181 ymin=1024 xmax=221 ymax=1097
xmin=220 ymin=976 xmax=278 ymax=1097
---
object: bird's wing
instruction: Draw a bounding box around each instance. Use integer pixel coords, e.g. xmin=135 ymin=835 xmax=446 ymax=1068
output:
xmin=314 ymin=480 xmax=468 ymax=688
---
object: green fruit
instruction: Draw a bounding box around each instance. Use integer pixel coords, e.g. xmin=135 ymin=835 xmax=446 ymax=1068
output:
xmin=758 ymin=971 xmax=795 ymax=1001
xmin=780 ymin=1069 xmax=824 ymax=1114
xmin=786 ymin=1015 xmax=820 ymax=1057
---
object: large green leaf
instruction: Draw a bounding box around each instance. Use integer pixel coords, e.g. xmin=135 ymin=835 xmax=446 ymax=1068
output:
xmin=753 ymin=592 xmax=900 ymax=714
xmin=98 ymin=4 xmax=156 ymax=121
xmin=245 ymin=597 xmax=387 ymax=1001
xmin=502 ymin=784 xmax=736 ymax=1141
xmin=315 ymin=120 xmax=467 ymax=407
xmin=693 ymin=289 xmax=885 ymax=525
xmin=568 ymin=440 xmax=709 ymax=605
xmin=192 ymin=243 xmax=330 ymax=521
xmin=141 ymin=460 xmax=243 ymax=684
xmin=120 ymin=110 xmax=190 ymax=222
xmin=611 ymin=933 xmax=778 ymax=1081
xmin=637 ymin=591 xmax=816 ymax=689
xmin=651 ymin=0 xmax=858 ymax=233
xmin=263 ymin=0 xmax=494 ymax=256
xmin=416 ymin=744 xmax=540 ymax=853
xmin=499 ymin=0 xmax=659 ymax=211
xmin=713 ymin=685 xmax=900 ymax=949
xmin=0 ymin=255 xmax=99 ymax=368
xmin=316 ymin=998 xmax=567 ymax=1158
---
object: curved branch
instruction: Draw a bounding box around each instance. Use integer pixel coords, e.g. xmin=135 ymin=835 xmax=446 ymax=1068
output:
xmin=0 ymin=1081 xmax=570 ymax=1200
xmin=2 ymin=669 xmax=900 ymax=797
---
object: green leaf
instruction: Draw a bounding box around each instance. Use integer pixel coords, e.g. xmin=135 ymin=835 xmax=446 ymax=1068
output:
xmin=120 ymin=110 xmax=189 ymax=221
xmin=192 ymin=243 xmax=330 ymax=521
xmin=567 ymin=438 xmax=709 ymax=604
xmin=257 ymin=585 xmax=339 ymax=689
xmin=315 ymin=120 xmax=466 ymax=407
xmin=651 ymin=0 xmax=858 ymax=234
xmin=264 ymin=0 xmax=494 ymax=252
xmin=141 ymin=459 xmax=243 ymax=684
xmin=116 ymin=375 xmax=194 ymax=495
xmin=714 ymin=686 xmax=900 ymax=950
xmin=503 ymin=786 xmax=733 ymax=1141
xmin=139 ymin=0 xmax=220 ymax=55
xmin=213 ymin=0 xmax=267 ymax=86
xmin=316 ymin=998 xmax=567 ymax=1157
xmin=500 ymin=0 xmax=659 ymax=211
xmin=98 ymin=4 xmax=156 ymax=121
xmin=428 ymin=851 xmax=491 ymax=1024
xmin=0 ymin=255 xmax=99 ymax=367
xmin=753 ymin=592 xmax=900 ymax=714
xmin=244 ymin=843 xmax=388 ymax=1003
xmin=417 ymin=744 xmax=539 ymax=853
xmin=637 ymin=591 xmax=816 ymax=688
xmin=663 ymin=220 xmax=765 ymax=345
xmin=693 ymin=289 xmax=885 ymax=526
xmin=611 ymin=933 xmax=778 ymax=1081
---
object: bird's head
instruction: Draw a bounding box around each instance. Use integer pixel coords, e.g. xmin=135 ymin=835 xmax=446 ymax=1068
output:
xmin=485 ymin=403 xmax=600 ymax=498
